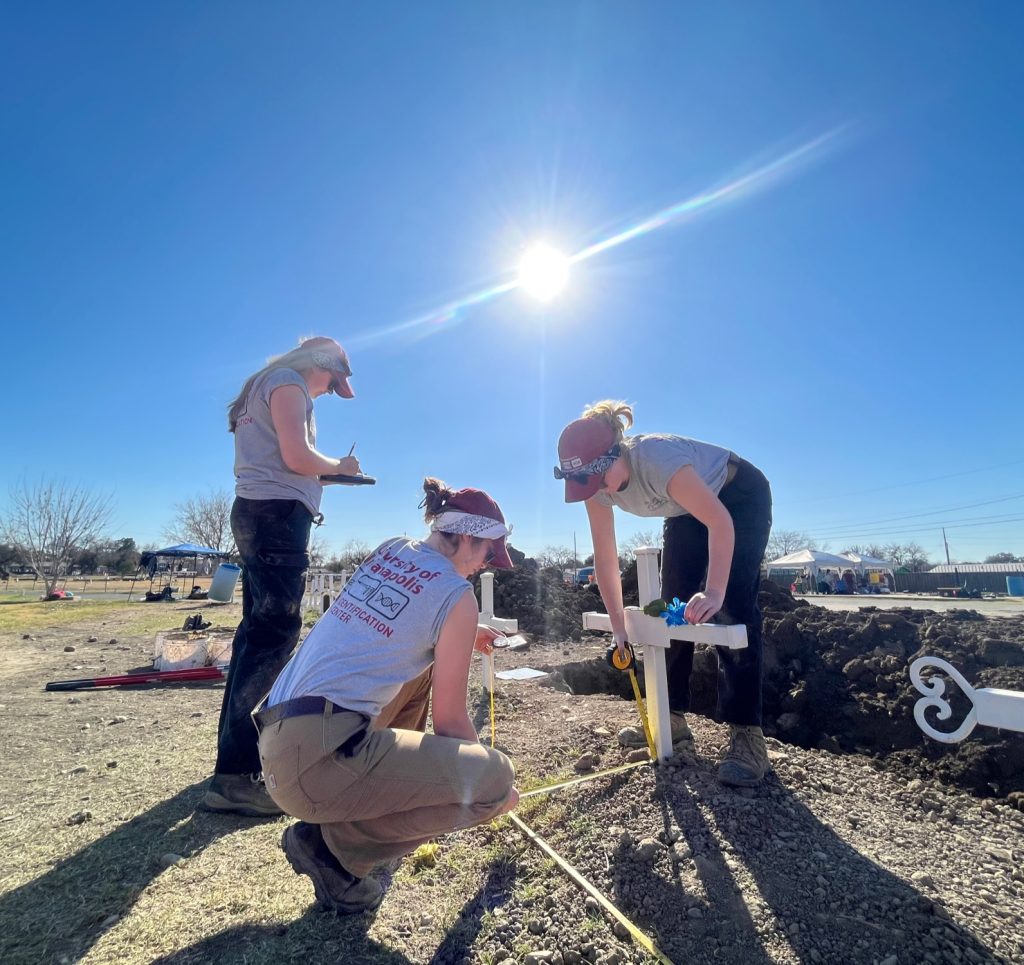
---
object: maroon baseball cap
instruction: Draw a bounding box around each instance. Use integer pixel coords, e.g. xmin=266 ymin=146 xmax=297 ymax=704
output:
xmin=441 ymin=488 xmax=514 ymax=569
xmin=556 ymin=418 xmax=618 ymax=502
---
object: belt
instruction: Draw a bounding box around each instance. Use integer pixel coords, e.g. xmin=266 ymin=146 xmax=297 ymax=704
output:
xmin=252 ymin=695 xmax=369 ymax=757
xmin=253 ymin=695 xmax=349 ymax=729
xmin=724 ymin=455 xmax=741 ymax=487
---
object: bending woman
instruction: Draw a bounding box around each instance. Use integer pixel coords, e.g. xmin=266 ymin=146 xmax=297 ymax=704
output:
xmin=256 ymin=478 xmax=519 ymax=913
xmin=202 ymin=336 xmax=360 ymax=817
xmin=555 ymin=401 xmax=772 ymax=787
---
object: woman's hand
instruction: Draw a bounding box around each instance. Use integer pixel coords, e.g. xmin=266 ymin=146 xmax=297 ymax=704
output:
xmin=474 ymin=624 xmax=505 ymax=655
xmin=684 ymin=588 xmax=725 ymax=625
xmin=336 ymin=455 xmax=362 ymax=475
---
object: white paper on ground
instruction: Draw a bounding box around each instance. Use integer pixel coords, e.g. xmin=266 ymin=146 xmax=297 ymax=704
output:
xmin=494 ymin=667 xmax=549 ymax=681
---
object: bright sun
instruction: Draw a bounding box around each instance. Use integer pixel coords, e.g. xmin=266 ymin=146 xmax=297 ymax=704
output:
xmin=517 ymin=243 xmax=570 ymax=301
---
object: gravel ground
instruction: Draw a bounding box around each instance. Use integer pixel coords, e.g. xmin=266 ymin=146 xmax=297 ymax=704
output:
xmin=1 ymin=602 xmax=1022 ymax=964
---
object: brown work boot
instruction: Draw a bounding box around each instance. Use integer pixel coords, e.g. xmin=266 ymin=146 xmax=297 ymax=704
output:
xmin=718 ymin=725 xmax=768 ymax=787
xmin=617 ymin=712 xmax=694 ymax=755
xmin=199 ymin=773 xmax=284 ymax=817
xmin=282 ymin=823 xmax=384 ymax=914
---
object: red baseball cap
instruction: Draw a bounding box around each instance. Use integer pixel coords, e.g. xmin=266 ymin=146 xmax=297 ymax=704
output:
xmin=439 ymin=488 xmax=514 ymax=569
xmin=556 ymin=418 xmax=618 ymax=502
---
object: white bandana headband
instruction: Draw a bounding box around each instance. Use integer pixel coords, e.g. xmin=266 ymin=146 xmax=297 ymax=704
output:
xmin=430 ymin=511 xmax=510 ymax=539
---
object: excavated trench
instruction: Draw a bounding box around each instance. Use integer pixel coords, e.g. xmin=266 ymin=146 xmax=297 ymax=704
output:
xmin=531 ymin=581 xmax=1024 ymax=805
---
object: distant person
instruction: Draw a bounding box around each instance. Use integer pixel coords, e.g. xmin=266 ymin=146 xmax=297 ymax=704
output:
xmin=257 ymin=478 xmax=518 ymax=913
xmin=201 ymin=336 xmax=360 ymax=817
xmin=554 ymin=401 xmax=773 ymax=787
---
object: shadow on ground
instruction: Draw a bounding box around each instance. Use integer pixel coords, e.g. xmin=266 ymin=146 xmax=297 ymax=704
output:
xmin=0 ymin=781 xmax=236 ymax=964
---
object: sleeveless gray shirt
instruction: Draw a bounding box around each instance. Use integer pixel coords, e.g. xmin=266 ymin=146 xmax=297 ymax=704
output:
xmin=233 ymin=367 xmax=323 ymax=515
xmin=595 ymin=433 xmax=732 ymax=518
xmin=267 ymin=537 xmax=471 ymax=718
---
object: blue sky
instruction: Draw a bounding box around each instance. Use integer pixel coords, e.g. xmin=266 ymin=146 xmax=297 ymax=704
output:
xmin=3 ymin=3 xmax=1022 ymax=564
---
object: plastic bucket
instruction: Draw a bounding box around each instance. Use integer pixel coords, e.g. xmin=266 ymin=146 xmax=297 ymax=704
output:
xmin=1007 ymin=575 xmax=1024 ymax=597
xmin=208 ymin=563 xmax=241 ymax=602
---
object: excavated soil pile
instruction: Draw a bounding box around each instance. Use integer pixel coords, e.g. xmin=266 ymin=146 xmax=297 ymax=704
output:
xmin=483 ymin=560 xmax=1024 ymax=802
xmin=691 ymin=582 xmax=1024 ymax=802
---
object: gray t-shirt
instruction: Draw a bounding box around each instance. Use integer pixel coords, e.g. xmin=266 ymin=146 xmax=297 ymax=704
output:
xmin=267 ymin=537 xmax=471 ymax=719
xmin=233 ymin=368 xmax=323 ymax=516
xmin=595 ymin=433 xmax=732 ymax=518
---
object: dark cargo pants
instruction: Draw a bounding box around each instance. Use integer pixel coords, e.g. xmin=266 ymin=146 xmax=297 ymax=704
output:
xmin=214 ymin=496 xmax=312 ymax=776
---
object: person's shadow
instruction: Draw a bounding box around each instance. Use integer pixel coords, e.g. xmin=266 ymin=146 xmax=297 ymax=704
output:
xmin=152 ymin=845 xmax=519 ymax=964
xmin=596 ymin=765 xmax=1005 ymax=964
xmin=0 ymin=781 xmax=240 ymax=964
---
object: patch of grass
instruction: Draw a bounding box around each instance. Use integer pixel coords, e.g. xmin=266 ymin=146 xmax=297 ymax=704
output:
xmin=0 ymin=599 xmax=236 ymax=635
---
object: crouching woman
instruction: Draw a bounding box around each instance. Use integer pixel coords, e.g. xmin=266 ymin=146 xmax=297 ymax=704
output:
xmin=256 ymin=478 xmax=519 ymax=913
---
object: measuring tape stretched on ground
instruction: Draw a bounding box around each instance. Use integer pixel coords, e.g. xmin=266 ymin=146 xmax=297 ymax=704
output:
xmin=485 ymin=646 xmax=674 ymax=963
xmin=606 ymin=641 xmax=656 ymax=759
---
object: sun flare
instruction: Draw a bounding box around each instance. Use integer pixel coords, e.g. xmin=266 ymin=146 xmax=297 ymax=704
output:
xmin=517 ymin=243 xmax=570 ymax=302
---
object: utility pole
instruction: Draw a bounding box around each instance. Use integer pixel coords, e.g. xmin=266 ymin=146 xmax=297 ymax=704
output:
xmin=942 ymin=527 xmax=951 ymax=565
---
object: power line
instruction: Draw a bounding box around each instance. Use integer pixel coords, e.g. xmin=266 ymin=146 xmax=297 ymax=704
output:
xmin=799 ymin=492 xmax=1024 ymax=533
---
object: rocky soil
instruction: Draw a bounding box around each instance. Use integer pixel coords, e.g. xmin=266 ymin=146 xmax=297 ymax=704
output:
xmin=1 ymin=596 xmax=1023 ymax=964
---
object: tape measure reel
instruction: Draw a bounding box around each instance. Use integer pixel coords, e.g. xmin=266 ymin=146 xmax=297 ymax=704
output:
xmin=605 ymin=641 xmax=636 ymax=672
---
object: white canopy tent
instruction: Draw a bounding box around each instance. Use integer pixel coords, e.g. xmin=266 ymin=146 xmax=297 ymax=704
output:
xmin=843 ymin=552 xmax=894 ymax=573
xmin=765 ymin=549 xmax=857 ymax=592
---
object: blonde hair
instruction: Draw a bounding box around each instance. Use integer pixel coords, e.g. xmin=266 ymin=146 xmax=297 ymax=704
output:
xmin=581 ymin=399 xmax=634 ymax=442
xmin=227 ymin=336 xmax=343 ymax=432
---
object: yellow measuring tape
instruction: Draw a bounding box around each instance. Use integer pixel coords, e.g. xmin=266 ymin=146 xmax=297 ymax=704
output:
xmin=608 ymin=643 xmax=656 ymax=760
xmin=508 ymin=812 xmax=675 ymax=965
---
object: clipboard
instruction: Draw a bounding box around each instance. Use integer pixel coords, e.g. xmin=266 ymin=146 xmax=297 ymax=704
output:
xmin=320 ymin=473 xmax=377 ymax=485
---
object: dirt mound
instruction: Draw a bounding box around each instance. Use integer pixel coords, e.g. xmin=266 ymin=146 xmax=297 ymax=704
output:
xmin=483 ymin=562 xmax=1024 ymax=802
xmin=725 ymin=585 xmax=1024 ymax=801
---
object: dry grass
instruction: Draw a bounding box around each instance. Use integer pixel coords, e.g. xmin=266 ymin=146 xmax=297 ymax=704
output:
xmin=0 ymin=600 xmax=635 ymax=964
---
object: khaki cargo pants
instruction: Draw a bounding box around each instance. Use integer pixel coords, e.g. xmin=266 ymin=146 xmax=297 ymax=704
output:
xmin=258 ymin=668 xmax=515 ymax=878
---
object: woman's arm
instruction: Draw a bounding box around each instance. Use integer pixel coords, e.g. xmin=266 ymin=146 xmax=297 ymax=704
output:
xmin=431 ymin=590 xmax=482 ymax=742
xmin=585 ymin=498 xmax=628 ymax=649
xmin=269 ymin=384 xmax=360 ymax=477
xmin=666 ymin=465 xmax=735 ymax=624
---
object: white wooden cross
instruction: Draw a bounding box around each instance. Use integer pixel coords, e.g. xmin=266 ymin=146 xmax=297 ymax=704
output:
xmin=478 ymin=571 xmax=519 ymax=692
xmin=909 ymin=656 xmax=1024 ymax=743
xmin=582 ymin=547 xmax=748 ymax=761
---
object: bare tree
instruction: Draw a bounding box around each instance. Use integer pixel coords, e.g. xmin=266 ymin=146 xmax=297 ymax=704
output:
xmin=1 ymin=479 xmax=113 ymax=596
xmin=620 ymin=529 xmax=662 ymax=562
xmin=309 ymin=531 xmax=329 ymax=568
xmin=842 ymin=543 xmax=889 ymax=560
xmin=325 ymin=538 xmax=372 ymax=572
xmin=765 ymin=528 xmax=814 ymax=562
xmin=884 ymin=542 xmax=931 ymax=571
xmin=536 ymin=545 xmax=574 ymax=572
xmin=163 ymin=489 xmax=236 ymax=556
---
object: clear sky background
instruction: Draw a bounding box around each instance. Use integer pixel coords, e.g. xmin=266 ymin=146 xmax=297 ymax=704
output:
xmin=3 ymin=3 xmax=1022 ymax=564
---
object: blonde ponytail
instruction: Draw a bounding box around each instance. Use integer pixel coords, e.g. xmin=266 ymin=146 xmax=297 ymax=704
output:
xmin=581 ymin=399 xmax=634 ymax=442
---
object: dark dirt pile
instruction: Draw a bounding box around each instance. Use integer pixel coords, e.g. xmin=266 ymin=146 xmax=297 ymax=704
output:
xmin=485 ymin=560 xmax=1024 ymax=803
xmin=739 ymin=583 xmax=1024 ymax=802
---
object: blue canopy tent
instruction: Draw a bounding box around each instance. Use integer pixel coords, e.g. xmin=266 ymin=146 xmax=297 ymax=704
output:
xmin=129 ymin=543 xmax=229 ymax=602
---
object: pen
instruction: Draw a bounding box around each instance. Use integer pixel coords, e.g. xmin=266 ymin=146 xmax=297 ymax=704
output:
xmin=348 ymin=442 xmax=356 ymax=457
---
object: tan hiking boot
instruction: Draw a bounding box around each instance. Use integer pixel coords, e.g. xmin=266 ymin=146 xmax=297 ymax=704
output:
xmin=282 ymin=823 xmax=384 ymax=914
xmin=199 ymin=773 xmax=284 ymax=817
xmin=617 ymin=712 xmax=694 ymax=754
xmin=718 ymin=725 xmax=768 ymax=787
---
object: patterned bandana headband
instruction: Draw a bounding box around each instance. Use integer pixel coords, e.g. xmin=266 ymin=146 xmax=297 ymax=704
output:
xmin=553 ymin=444 xmax=621 ymax=481
xmin=430 ymin=511 xmax=510 ymax=539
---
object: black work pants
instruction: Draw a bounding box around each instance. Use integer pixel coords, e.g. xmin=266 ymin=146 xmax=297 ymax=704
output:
xmin=215 ymin=497 xmax=312 ymax=775
xmin=660 ymin=458 xmax=772 ymax=726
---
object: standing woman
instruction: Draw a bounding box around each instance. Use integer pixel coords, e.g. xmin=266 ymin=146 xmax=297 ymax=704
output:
xmin=554 ymin=401 xmax=773 ymax=787
xmin=256 ymin=478 xmax=518 ymax=913
xmin=201 ymin=336 xmax=360 ymax=816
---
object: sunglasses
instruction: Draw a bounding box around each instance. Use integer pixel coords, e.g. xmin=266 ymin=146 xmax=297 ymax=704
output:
xmin=553 ymin=444 xmax=621 ymax=486
xmin=484 ymin=546 xmax=496 ymax=566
